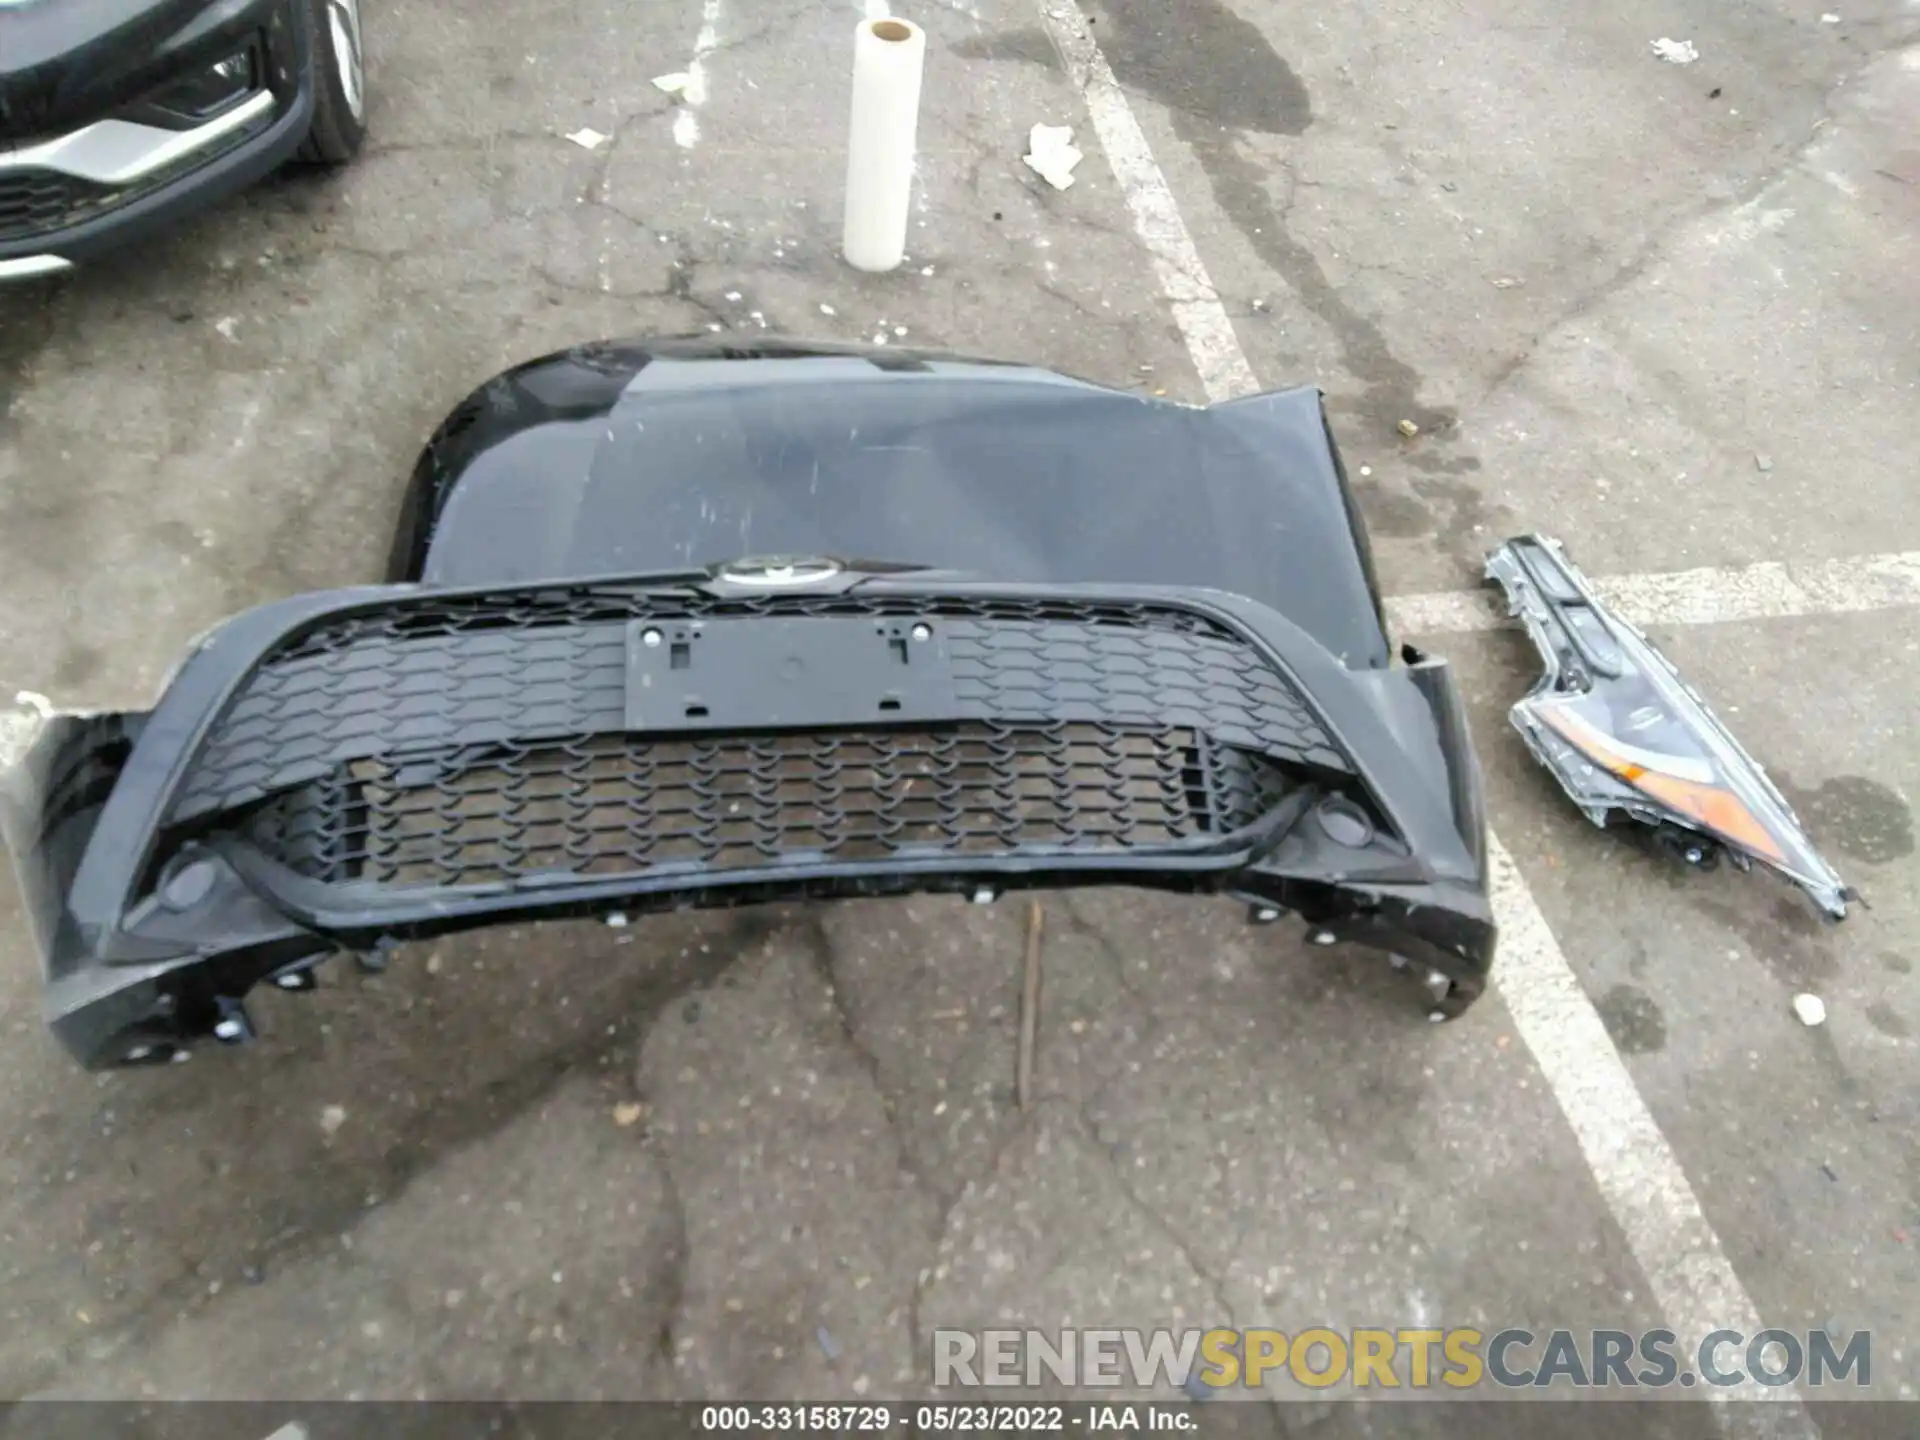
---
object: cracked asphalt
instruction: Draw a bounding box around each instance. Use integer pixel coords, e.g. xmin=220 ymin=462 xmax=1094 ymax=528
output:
xmin=1 ymin=0 xmax=1917 ymax=1430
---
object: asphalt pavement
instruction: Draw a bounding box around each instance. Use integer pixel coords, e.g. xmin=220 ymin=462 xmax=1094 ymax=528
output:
xmin=0 ymin=0 xmax=1915 ymax=1430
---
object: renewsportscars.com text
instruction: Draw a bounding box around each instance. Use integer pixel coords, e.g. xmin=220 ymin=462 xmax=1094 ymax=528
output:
xmin=932 ymin=1327 xmax=1872 ymax=1392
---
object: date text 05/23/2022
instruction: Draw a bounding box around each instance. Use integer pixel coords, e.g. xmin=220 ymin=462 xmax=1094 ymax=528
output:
xmin=697 ymin=1406 xmax=1192 ymax=1433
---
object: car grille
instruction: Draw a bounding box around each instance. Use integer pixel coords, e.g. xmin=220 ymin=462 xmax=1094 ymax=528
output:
xmin=155 ymin=586 xmax=1345 ymax=895
xmin=245 ymin=724 xmax=1294 ymax=889
xmin=268 ymin=586 xmax=1251 ymax=662
xmin=165 ymin=590 xmax=1348 ymax=825
xmin=0 ymin=169 xmax=120 ymax=243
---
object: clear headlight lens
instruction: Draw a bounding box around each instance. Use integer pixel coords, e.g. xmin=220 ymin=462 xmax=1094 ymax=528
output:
xmin=1487 ymin=534 xmax=1853 ymax=919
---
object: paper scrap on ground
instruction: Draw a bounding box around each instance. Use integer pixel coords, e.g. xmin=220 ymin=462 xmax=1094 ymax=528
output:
xmin=1650 ymin=37 xmax=1699 ymax=64
xmin=1 ymin=690 xmax=57 ymax=771
xmin=565 ymin=127 xmax=609 ymax=150
xmin=1793 ymin=993 xmax=1827 ymax=1027
xmin=1023 ymin=123 xmax=1084 ymax=190
xmin=652 ymin=72 xmax=692 ymax=95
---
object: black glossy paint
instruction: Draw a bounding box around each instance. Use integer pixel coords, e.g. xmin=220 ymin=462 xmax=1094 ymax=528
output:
xmin=3 ymin=342 xmax=1496 ymax=1069
xmin=393 ymin=339 xmax=1394 ymax=669
xmin=3 ymin=571 xmax=1491 ymax=1069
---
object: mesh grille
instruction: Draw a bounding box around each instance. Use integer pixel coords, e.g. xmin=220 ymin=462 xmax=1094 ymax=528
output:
xmin=244 ymin=723 xmax=1285 ymax=889
xmin=0 ymin=169 xmax=119 ymax=242
xmin=168 ymin=593 xmax=1346 ymax=824
xmin=272 ymin=586 xmax=1243 ymax=662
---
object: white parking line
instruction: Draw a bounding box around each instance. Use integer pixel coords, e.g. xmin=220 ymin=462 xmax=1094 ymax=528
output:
xmin=1036 ymin=0 xmax=1257 ymax=403
xmin=1389 ymin=549 xmax=1920 ymax=636
xmin=1489 ymin=839 xmax=1808 ymax=1428
xmin=672 ymin=0 xmax=726 ymax=148
xmin=1034 ymin=0 xmax=1816 ymax=1428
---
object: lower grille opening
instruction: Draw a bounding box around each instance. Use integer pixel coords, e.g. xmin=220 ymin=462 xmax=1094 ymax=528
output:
xmin=242 ymin=723 xmax=1294 ymax=890
xmin=0 ymin=88 xmax=270 ymax=245
xmin=0 ymin=170 xmax=121 ymax=243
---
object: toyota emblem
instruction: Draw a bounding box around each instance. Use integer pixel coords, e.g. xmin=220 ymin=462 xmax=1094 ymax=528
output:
xmin=714 ymin=556 xmax=843 ymax=588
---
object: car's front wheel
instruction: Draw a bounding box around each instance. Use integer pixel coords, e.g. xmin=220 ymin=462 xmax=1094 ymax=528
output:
xmin=296 ymin=0 xmax=367 ymax=163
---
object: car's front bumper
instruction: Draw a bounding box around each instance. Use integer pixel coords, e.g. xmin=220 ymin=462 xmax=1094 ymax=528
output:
xmin=0 ymin=0 xmax=313 ymax=275
xmin=2 ymin=569 xmax=1496 ymax=1069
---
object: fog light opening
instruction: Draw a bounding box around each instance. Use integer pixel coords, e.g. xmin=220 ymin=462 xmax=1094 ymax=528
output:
xmin=152 ymin=48 xmax=258 ymax=122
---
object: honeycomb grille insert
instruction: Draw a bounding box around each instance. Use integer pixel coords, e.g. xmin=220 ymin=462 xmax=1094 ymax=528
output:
xmin=168 ymin=591 xmax=1346 ymax=825
xmin=245 ymin=724 xmax=1292 ymax=889
xmin=0 ymin=169 xmax=120 ymax=242
xmin=270 ymin=586 xmax=1244 ymax=662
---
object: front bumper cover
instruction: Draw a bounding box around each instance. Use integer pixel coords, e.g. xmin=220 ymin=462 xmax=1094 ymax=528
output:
xmin=0 ymin=0 xmax=312 ymax=269
xmin=3 ymin=568 xmax=1495 ymax=1069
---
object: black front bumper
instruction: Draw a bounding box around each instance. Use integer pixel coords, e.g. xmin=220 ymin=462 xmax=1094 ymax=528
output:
xmin=2 ymin=571 xmax=1495 ymax=1069
xmin=0 ymin=0 xmax=313 ymax=269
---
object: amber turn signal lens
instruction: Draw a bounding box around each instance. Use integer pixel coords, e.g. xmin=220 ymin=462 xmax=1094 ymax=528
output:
xmin=1538 ymin=707 xmax=1787 ymax=865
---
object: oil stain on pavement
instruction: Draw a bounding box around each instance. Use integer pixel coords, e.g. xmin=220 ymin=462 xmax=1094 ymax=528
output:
xmin=1085 ymin=0 xmax=1312 ymax=135
xmin=1782 ymin=774 xmax=1914 ymax=865
xmin=1086 ymin=0 xmax=1456 ymax=440
xmin=1696 ymin=895 xmax=1841 ymax=992
xmin=1596 ymin=982 xmax=1667 ymax=1054
xmin=964 ymin=0 xmax=1472 ymax=547
xmin=1863 ymin=1001 xmax=1909 ymax=1039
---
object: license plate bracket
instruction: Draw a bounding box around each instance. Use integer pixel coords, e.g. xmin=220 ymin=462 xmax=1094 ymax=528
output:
xmin=625 ymin=616 xmax=959 ymax=731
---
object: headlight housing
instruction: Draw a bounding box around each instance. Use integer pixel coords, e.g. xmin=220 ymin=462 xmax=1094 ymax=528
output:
xmin=1487 ymin=534 xmax=1854 ymax=919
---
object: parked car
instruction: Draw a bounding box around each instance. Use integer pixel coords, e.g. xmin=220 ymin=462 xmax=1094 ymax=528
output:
xmin=0 ymin=0 xmax=364 ymax=280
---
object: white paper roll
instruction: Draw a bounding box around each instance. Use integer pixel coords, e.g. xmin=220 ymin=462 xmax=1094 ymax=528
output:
xmin=842 ymin=17 xmax=927 ymax=274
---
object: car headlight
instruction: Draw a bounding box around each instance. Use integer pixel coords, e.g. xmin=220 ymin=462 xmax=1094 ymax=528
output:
xmin=1487 ymin=534 xmax=1854 ymax=919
